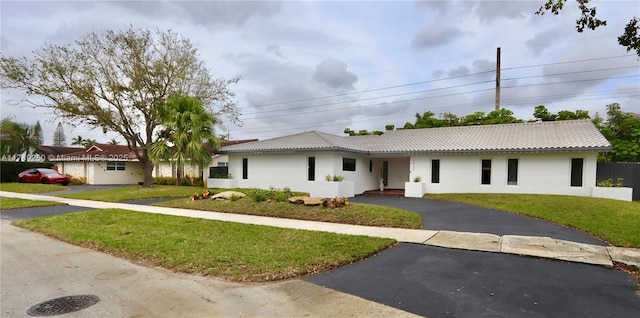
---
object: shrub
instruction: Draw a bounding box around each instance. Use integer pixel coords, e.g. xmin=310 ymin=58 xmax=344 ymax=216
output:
xmin=325 ymin=175 xmax=345 ymax=182
xmin=247 ymin=187 xmax=294 ymax=202
xmin=180 ymin=177 xmax=193 ymax=186
xmin=153 ymin=177 xmax=177 ymax=185
xmin=596 ymin=178 xmax=624 ymax=187
xmin=252 ymin=191 xmax=267 ymax=202
xmin=65 ymin=174 xmax=86 ymax=185
xmin=230 ymin=194 xmax=240 ymax=201
xmin=413 ymin=176 xmax=422 ymax=182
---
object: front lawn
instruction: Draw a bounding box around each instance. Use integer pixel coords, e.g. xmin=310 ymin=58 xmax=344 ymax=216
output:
xmin=156 ymin=198 xmax=423 ymax=229
xmin=15 ymin=209 xmax=396 ymax=281
xmin=0 ymin=197 xmax=66 ymax=210
xmin=57 ymin=185 xmax=208 ymax=202
xmin=0 ymin=183 xmax=68 ymax=193
xmin=428 ymin=193 xmax=640 ymax=248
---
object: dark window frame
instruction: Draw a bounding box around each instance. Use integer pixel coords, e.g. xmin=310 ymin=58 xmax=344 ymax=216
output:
xmin=570 ymin=158 xmax=584 ymax=187
xmin=507 ymin=158 xmax=518 ymax=185
xmin=343 ymin=158 xmax=356 ymax=172
xmin=242 ymin=158 xmax=248 ymax=180
xmin=308 ymin=157 xmax=315 ymax=181
xmin=431 ymin=159 xmax=440 ymax=184
xmin=481 ymin=159 xmax=491 ymax=185
xmin=106 ymin=161 xmax=125 ymax=171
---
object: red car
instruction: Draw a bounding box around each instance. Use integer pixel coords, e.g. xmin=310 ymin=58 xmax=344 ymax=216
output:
xmin=18 ymin=168 xmax=70 ymax=185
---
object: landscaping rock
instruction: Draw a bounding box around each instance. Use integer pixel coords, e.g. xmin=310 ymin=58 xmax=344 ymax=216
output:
xmin=212 ymin=191 xmax=246 ymax=200
xmin=288 ymin=196 xmax=323 ymax=206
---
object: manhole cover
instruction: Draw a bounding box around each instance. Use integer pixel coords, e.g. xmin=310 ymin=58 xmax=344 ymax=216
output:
xmin=27 ymin=295 xmax=99 ymax=316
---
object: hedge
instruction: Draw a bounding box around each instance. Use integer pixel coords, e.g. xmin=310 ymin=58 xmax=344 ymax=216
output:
xmin=0 ymin=161 xmax=56 ymax=182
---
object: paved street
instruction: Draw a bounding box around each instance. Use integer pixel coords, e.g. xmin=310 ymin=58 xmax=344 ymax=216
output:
xmin=0 ymin=219 xmax=419 ymax=318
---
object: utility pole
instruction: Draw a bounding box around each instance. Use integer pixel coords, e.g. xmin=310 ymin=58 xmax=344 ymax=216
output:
xmin=495 ymin=47 xmax=501 ymax=111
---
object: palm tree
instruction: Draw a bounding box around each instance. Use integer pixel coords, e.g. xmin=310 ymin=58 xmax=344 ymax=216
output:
xmin=108 ymin=138 xmax=119 ymax=145
xmin=149 ymin=95 xmax=218 ymax=186
xmin=0 ymin=119 xmax=43 ymax=161
xmin=82 ymin=139 xmax=96 ymax=148
xmin=71 ymin=135 xmax=85 ymax=147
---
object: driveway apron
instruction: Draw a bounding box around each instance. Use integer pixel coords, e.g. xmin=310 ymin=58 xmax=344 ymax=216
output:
xmin=351 ymin=196 xmax=606 ymax=245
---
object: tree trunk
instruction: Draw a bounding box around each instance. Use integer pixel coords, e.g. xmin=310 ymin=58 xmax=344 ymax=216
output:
xmin=175 ymin=165 xmax=182 ymax=186
xmin=142 ymin=159 xmax=154 ymax=187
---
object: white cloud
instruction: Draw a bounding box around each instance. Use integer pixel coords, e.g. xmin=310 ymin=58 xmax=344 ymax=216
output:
xmin=0 ymin=0 xmax=638 ymax=142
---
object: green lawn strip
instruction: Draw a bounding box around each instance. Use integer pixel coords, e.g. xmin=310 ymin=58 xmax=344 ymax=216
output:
xmin=0 ymin=183 xmax=68 ymax=193
xmin=0 ymin=197 xmax=66 ymax=210
xmin=155 ymin=198 xmax=423 ymax=229
xmin=58 ymin=185 xmax=208 ymax=202
xmin=15 ymin=209 xmax=396 ymax=282
xmin=427 ymin=193 xmax=640 ymax=248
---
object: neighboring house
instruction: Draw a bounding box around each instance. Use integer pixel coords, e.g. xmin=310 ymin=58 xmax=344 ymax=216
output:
xmin=46 ymin=143 xmax=144 ymax=185
xmin=209 ymin=120 xmax=632 ymax=201
xmin=35 ymin=145 xmax=85 ymax=160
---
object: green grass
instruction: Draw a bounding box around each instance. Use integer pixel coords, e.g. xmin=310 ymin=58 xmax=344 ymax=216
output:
xmin=427 ymin=193 xmax=640 ymax=248
xmin=156 ymin=198 xmax=423 ymax=229
xmin=58 ymin=185 xmax=208 ymax=202
xmin=15 ymin=209 xmax=396 ymax=282
xmin=0 ymin=182 xmax=68 ymax=193
xmin=0 ymin=197 xmax=66 ymax=210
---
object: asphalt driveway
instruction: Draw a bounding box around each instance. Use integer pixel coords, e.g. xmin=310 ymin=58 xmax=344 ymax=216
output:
xmin=351 ymin=195 xmax=605 ymax=245
xmin=307 ymin=196 xmax=640 ymax=317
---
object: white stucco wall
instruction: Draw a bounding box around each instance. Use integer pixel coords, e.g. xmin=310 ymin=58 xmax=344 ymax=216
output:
xmin=212 ymin=151 xmax=601 ymax=199
xmin=56 ymin=162 xmax=86 ymax=181
xmin=409 ymin=152 xmax=598 ymax=197
xmin=90 ymin=161 xmax=144 ymax=185
xmin=215 ymin=152 xmax=378 ymax=195
xmin=154 ymin=162 xmax=175 ymax=177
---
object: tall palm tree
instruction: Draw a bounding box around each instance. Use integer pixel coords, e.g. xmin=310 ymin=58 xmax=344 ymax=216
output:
xmin=149 ymin=95 xmax=218 ymax=186
xmin=71 ymin=135 xmax=85 ymax=147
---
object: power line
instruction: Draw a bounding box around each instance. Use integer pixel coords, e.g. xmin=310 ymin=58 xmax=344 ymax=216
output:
xmin=243 ymin=55 xmax=637 ymax=112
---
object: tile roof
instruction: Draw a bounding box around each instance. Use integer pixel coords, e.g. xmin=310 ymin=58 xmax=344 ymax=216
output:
xmin=53 ymin=143 xmax=139 ymax=161
xmin=36 ymin=145 xmax=86 ymax=156
xmin=221 ymin=120 xmax=611 ymax=155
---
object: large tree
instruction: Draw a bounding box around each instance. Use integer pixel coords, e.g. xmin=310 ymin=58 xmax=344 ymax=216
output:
xmin=0 ymin=27 xmax=240 ymax=186
xmin=149 ymin=95 xmax=218 ymax=186
xmin=52 ymin=122 xmax=66 ymax=146
xmin=597 ymin=103 xmax=640 ymax=162
xmin=536 ymin=0 xmax=640 ymax=57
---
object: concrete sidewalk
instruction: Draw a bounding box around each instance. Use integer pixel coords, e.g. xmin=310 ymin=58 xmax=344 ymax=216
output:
xmin=2 ymin=191 xmax=639 ymax=269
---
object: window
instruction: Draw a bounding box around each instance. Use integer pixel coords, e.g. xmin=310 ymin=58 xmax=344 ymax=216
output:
xmin=382 ymin=161 xmax=389 ymax=187
xmin=308 ymin=157 xmax=315 ymax=181
xmin=217 ymin=162 xmax=228 ymax=167
xmin=242 ymin=158 xmax=248 ymax=179
xmin=431 ymin=159 xmax=440 ymax=183
xmin=106 ymin=162 xmax=125 ymax=171
xmin=343 ymin=158 xmax=356 ymax=171
xmin=481 ymin=159 xmax=491 ymax=185
xmin=507 ymin=159 xmax=518 ymax=185
xmin=369 ymin=160 xmax=372 ymax=173
xmin=570 ymin=158 xmax=583 ymax=187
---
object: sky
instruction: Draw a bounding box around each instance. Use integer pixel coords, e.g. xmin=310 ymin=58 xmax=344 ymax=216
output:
xmin=1 ymin=0 xmax=639 ymax=145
